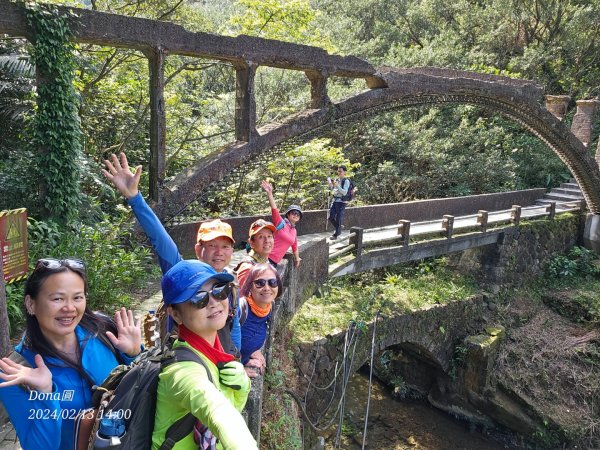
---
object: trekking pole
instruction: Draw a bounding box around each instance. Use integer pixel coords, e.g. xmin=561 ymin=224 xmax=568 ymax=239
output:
xmin=325 ymin=188 xmax=331 ymax=232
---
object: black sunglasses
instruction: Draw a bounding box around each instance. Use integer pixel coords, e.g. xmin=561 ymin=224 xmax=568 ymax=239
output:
xmin=189 ymin=282 xmax=233 ymax=309
xmin=252 ymin=278 xmax=278 ymax=289
xmin=35 ymin=258 xmax=85 ymax=271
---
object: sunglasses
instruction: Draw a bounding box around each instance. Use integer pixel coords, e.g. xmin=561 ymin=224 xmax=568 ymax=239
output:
xmin=35 ymin=258 xmax=85 ymax=271
xmin=189 ymin=282 xmax=233 ymax=309
xmin=252 ymin=278 xmax=278 ymax=289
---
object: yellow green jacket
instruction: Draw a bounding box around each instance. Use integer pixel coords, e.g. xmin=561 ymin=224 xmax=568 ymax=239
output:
xmin=151 ymin=340 xmax=257 ymax=450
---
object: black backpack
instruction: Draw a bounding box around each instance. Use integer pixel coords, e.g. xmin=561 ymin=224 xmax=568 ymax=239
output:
xmin=82 ymin=345 xmax=214 ymax=450
xmin=341 ymin=178 xmax=356 ymax=202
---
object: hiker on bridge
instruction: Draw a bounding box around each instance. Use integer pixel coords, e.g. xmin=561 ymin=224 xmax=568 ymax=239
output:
xmin=0 ymin=258 xmax=142 ymax=450
xmin=155 ymin=260 xmax=257 ymax=449
xmin=328 ymin=165 xmax=351 ymax=240
xmin=260 ymin=180 xmax=302 ymax=268
xmin=102 ymin=152 xmax=243 ymax=357
xmin=238 ymin=263 xmax=282 ymax=378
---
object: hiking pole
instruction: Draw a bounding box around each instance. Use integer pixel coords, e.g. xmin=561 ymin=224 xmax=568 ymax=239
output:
xmin=325 ymin=187 xmax=331 ymax=232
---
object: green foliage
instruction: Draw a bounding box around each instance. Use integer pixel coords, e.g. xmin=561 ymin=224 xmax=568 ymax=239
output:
xmin=546 ymin=246 xmax=600 ymax=279
xmin=261 ymin=356 xmax=302 ymax=450
xmin=448 ymin=343 xmax=468 ymax=380
xmin=25 ymin=1 xmax=83 ymax=224
xmin=194 ymin=138 xmax=357 ymax=217
xmin=227 ymin=0 xmax=334 ymax=49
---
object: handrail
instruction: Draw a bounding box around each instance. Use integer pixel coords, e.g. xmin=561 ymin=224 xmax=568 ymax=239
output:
xmin=327 ymin=201 xmax=582 ymax=262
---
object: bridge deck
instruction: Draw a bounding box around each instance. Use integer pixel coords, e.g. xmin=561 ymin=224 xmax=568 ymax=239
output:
xmin=229 ymin=200 xmax=581 ymax=274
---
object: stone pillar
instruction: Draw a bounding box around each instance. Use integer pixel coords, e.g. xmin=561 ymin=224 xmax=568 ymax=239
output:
xmin=147 ymin=46 xmax=167 ymax=203
xmin=544 ymin=95 xmax=571 ymax=120
xmin=583 ymin=213 xmax=600 ymax=252
xmin=305 ymin=70 xmax=331 ymax=109
xmin=234 ymin=61 xmax=258 ymax=142
xmin=571 ymin=99 xmax=600 ymax=147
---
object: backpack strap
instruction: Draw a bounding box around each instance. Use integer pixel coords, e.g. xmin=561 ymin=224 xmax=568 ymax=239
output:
xmin=159 ymin=414 xmax=198 ymax=450
xmin=275 ymin=218 xmax=286 ymax=231
xmin=158 ymin=347 xmax=216 ymax=450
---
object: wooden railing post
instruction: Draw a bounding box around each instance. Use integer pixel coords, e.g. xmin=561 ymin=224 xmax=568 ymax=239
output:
xmin=350 ymin=227 xmax=363 ymax=258
xmin=511 ymin=205 xmax=522 ymax=225
xmin=546 ymin=201 xmax=556 ymax=219
xmin=442 ymin=215 xmax=454 ymax=238
xmin=477 ymin=210 xmax=488 ymax=232
xmin=397 ymin=220 xmax=411 ymax=246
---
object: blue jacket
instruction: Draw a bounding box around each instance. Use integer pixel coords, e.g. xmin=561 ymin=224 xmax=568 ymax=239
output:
xmin=240 ymin=308 xmax=271 ymax=364
xmin=127 ymin=193 xmax=242 ymax=350
xmin=0 ymin=326 xmax=135 ymax=450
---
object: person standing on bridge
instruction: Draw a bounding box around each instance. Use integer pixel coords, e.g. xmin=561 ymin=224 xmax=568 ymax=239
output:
xmin=102 ymin=152 xmax=242 ymax=357
xmin=260 ymin=180 xmax=302 ymax=268
xmin=328 ymin=165 xmax=351 ymax=240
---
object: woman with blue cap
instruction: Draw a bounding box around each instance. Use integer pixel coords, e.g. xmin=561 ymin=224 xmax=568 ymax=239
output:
xmin=260 ymin=180 xmax=302 ymax=267
xmin=152 ymin=260 xmax=257 ymax=450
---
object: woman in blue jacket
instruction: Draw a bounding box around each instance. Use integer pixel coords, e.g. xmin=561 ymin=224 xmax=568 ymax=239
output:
xmin=239 ymin=263 xmax=282 ymax=376
xmin=0 ymin=258 xmax=141 ymax=450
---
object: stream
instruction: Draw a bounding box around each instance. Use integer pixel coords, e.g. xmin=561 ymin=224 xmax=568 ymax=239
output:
xmin=332 ymin=372 xmax=510 ymax=450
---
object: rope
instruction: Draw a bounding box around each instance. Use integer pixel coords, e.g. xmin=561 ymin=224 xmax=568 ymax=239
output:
xmin=288 ymin=320 xmax=361 ymax=435
xmin=362 ymin=311 xmax=380 ymax=450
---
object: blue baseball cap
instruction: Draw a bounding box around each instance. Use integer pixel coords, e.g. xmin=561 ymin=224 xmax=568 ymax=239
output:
xmin=161 ymin=260 xmax=234 ymax=306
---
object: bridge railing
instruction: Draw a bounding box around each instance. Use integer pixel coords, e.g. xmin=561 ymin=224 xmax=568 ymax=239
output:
xmin=328 ymin=200 xmax=584 ymax=264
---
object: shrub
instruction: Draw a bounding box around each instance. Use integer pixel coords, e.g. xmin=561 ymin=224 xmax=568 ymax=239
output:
xmin=546 ymin=247 xmax=600 ymax=279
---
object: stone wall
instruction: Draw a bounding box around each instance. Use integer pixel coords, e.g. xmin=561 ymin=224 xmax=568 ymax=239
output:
xmin=448 ymin=213 xmax=583 ymax=288
xmin=290 ymin=214 xmax=584 ymax=442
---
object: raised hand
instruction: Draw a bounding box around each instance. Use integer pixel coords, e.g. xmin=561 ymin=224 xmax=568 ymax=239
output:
xmin=102 ymin=152 xmax=142 ymax=200
xmin=260 ymin=180 xmax=277 ymax=210
xmin=0 ymin=354 xmax=52 ymax=393
xmin=260 ymin=180 xmax=273 ymax=195
xmin=106 ymin=307 xmax=142 ymax=357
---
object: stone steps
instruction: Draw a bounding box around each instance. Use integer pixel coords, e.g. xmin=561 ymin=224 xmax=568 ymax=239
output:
xmin=535 ymin=180 xmax=584 ymax=208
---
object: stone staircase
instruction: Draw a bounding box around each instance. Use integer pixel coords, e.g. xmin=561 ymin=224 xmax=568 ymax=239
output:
xmin=535 ymin=179 xmax=584 ymax=212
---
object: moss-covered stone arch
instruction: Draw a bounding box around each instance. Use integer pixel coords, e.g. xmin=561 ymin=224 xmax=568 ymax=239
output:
xmin=156 ymin=68 xmax=600 ymax=219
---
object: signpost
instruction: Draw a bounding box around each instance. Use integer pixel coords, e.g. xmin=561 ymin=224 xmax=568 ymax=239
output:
xmin=0 ymin=208 xmax=28 ymax=356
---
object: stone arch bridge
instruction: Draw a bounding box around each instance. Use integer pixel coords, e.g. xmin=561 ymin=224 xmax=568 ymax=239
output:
xmin=2 ymin=0 xmax=600 ymax=227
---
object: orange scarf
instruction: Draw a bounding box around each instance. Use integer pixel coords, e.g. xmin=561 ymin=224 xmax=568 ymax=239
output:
xmin=246 ymin=294 xmax=272 ymax=318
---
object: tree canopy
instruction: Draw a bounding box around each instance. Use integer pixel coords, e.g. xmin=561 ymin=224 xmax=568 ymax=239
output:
xmin=1 ymin=0 xmax=599 ymax=219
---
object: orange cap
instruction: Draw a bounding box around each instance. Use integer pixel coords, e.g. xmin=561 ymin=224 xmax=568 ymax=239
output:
xmin=249 ymin=219 xmax=276 ymax=238
xmin=196 ymin=219 xmax=235 ymax=244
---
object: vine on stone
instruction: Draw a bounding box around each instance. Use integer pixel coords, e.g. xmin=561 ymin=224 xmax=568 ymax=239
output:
xmin=24 ymin=0 xmax=82 ymax=225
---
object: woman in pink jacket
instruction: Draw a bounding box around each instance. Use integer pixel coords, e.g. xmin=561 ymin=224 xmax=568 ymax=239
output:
xmin=260 ymin=180 xmax=302 ymax=268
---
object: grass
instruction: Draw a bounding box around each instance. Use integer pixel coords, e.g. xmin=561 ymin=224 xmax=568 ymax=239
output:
xmin=290 ymin=257 xmax=479 ymax=342
xmin=260 ymin=330 xmax=303 ymax=450
xmin=494 ymin=268 xmax=600 ymax=449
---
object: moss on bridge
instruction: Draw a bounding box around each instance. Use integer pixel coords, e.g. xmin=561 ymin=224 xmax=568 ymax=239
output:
xmin=289 ymin=257 xmax=478 ymax=342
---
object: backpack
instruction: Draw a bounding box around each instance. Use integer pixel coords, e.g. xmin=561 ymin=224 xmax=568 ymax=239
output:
xmin=341 ymin=178 xmax=356 ymax=202
xmin=78 ymin=345 xmax=215 ymax=450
